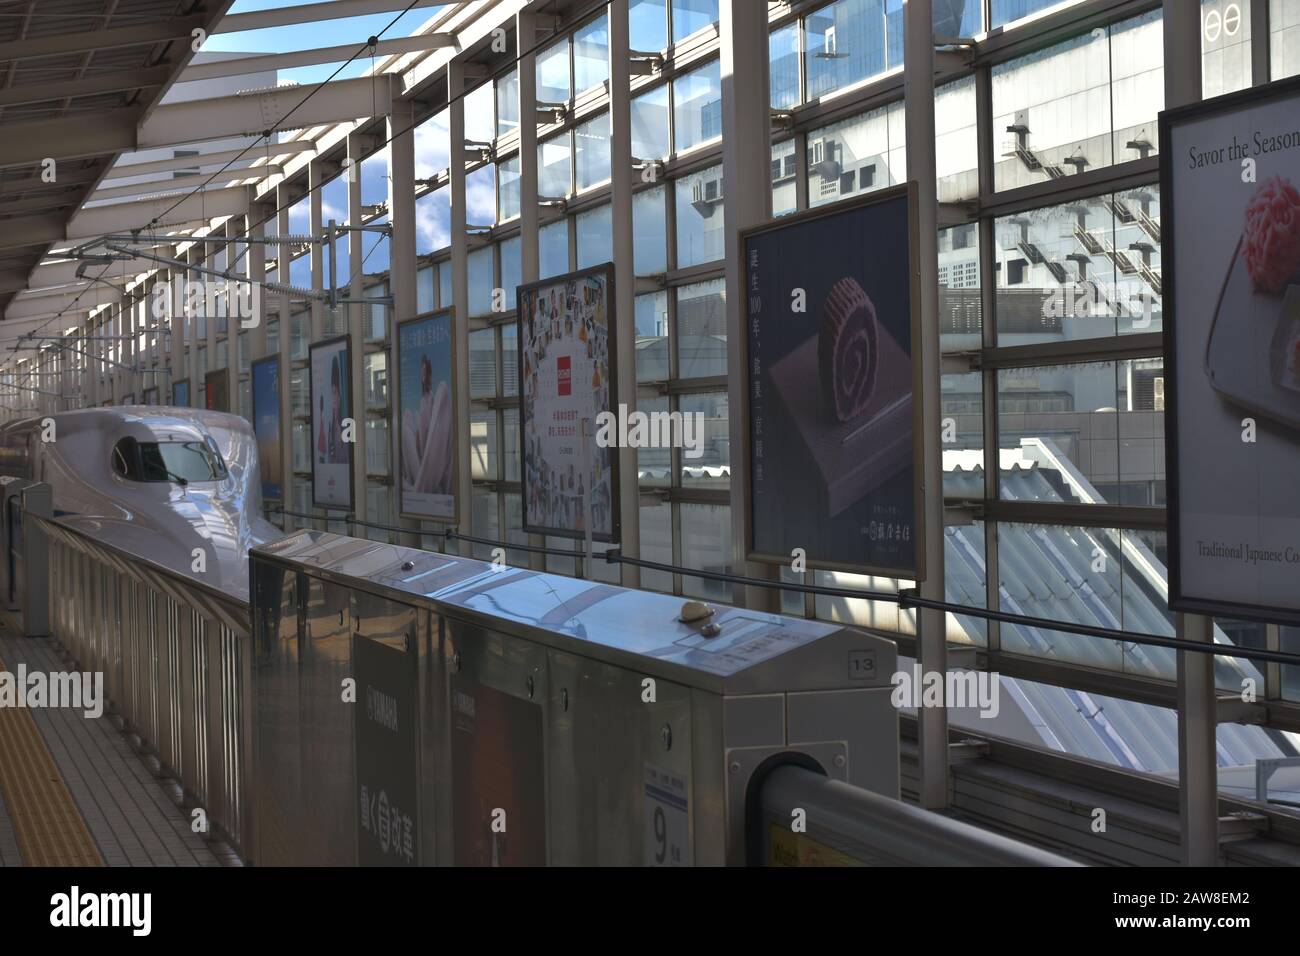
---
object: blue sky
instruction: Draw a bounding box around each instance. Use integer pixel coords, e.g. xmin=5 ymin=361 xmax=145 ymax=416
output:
xmin=210 ymin=2 xmax=498 ymax=269
xmin=206 ymin=1 xmax=445 ymax=85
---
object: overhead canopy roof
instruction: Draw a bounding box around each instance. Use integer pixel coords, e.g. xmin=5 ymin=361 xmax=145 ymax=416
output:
xmin=0 ymin=0 xmax=237 ymax=316
xmin=0 ymin=0 xmax=499 ymax=353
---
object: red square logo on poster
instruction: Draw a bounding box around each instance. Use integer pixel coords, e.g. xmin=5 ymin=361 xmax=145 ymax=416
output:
xmin=557 ymin=355 xmax=571 ymax=396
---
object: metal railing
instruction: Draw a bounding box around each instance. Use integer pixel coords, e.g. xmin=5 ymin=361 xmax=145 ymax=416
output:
xmin=37 ymin=514 xmax=252 ymax=857
xmin=752 ymin=763 xmax=1080 ymax=866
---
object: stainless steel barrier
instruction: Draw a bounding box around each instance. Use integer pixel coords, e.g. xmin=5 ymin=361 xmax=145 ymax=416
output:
xmin=250 ymin=529 xmax=903 ymax=866
xmin=0 ymin=477 xmax=50 ymax=635
xmin=15 ymin=508 xmax=1082 ymax=868
xmin=35 ymin=513 xmax=252 ymax=857
xmin=752 ymin=764 xmax=1081 ymax=866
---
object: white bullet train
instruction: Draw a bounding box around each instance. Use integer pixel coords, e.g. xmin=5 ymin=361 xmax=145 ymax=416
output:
xmin=0 ymin=406 xmax=283 ymax=602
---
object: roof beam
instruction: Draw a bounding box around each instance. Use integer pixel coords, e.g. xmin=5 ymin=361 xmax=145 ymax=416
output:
xmin=139 ymin=75 xmax=392 ymax=150
xmin=0 ymin=214 xmax=67 ymax=252
xmin=90 ymin=166 xmax=282 ymax=202
xmin=0 ymin=189 xmax=248 ymax=254
xmin=215 ymin=0 xmax=443 ymax=34
xmin=0 ymin=166 xmax=106 ymax=195
xmin=0 ymin=194 xmax=82 ymax=216
xmin=5 ymin=286 xmax=123 ymax=321
xmin=181 ymin=33 xmax=454 ymax=83
xmin=66 ymin=188 xmax=250 ymax=242
xmin=0 ymin=314 xmax=98 ymax=339
xmin=401 ymin=0 xmax=530 ymax=99
xmin=107 ymin=141 xmax=315 ymax=181
xmin=0 ymin=109 xmax=140 ymax=169
xmin=0 ymin=75 xmax=384 ymax=170
xmin=0 ymin=15 xmax=208 ymax=63
xmin=0 ymin=65 xmax=173 ymax=109
xmin=6 ymin=257 xmax=158 ymax=295
xmin=0 ymin=269 xmax=29 ymax=294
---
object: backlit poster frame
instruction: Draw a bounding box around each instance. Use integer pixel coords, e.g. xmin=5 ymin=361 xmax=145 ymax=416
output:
xmin=396 ymin=311 xmax=458 ymax=523
xmin=1160 ymin=73 xmax=1300 ymax=623
xmin=516 ymin=263 xmax=620 ymax=543
xmin=309 ymin=334 xmax=355 ymax=512
xmin=740 ymin=183 xmax=925 ymax=579
xmin=251 ymin=355 xmax=283 ymax=502
xmin=204 ymin=367 xmax=230 ymax=413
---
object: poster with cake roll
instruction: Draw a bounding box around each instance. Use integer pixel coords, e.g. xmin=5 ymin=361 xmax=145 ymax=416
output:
xmin=516 ymin=263 xmax=620 ymax=542
xmin=1162 ymin=76 xmax=1300 ymax=622
xmin=743 ymin=185 xmax=923 ymax=577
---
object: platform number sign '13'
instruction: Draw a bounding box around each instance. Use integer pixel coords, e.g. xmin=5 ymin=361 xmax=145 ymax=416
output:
xmin=643 ymin=764 xmax=688 ymax=866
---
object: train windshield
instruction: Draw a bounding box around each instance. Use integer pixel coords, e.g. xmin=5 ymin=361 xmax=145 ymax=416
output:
xmin=111 ymin=437 xmax=228 ymax=483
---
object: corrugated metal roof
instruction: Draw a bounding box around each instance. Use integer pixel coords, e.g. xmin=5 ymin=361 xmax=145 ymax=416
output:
xmin=943 ymin=444 xmax=1292 ymax=774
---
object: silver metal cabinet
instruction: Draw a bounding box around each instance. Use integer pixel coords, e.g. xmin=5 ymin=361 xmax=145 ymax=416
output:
xmin=250 ymin=530 xmax=899 ymax=866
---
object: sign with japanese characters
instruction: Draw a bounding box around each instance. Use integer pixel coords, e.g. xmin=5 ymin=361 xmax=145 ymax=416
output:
xmin=353 ymin=632 xmax=418 ymax=866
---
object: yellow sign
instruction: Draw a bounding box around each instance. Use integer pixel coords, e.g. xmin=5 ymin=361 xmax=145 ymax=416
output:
xmin=768 ymin=825 xmax=861 ymax=867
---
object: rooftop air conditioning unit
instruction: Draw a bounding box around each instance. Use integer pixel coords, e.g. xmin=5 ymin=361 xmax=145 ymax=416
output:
xmin=691 ymin=177 xmax=723 ymax=216
xmin=809 ymin=138 xmax=840 ymax=179
xmin=815 ymin=23 xmax=846 ymax=59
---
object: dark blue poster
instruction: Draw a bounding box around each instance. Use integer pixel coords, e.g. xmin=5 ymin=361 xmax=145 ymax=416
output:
xmin=172 ymin=379 xmax=190 ymax=408
xmin=252 ymin=357 xmax=282 ymax=501
xmin=744 ymin=186 xmax=921 ymax=576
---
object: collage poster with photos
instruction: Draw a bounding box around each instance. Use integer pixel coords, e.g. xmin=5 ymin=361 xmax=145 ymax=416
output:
xmin=517 ymin=265 xmax=618 ymax=541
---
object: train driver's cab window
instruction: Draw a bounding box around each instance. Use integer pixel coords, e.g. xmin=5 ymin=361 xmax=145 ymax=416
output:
xmin=111 ymin=436 xmax=228 ymax=484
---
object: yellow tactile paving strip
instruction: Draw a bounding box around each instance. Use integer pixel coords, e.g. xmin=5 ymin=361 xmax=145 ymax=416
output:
xmin=0 ymin=653 xmax=103 ymax=867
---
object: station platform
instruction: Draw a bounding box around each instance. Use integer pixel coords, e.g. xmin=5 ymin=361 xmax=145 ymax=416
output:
xmin=0 ymin=617 xmax=232 ymax=868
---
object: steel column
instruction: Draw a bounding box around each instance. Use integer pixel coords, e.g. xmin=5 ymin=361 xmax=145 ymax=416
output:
xmin=347 ymin=133 xmax=369 ymax=530
xmin=906 ymin=0 xmax=950 ymax=810
xmin=517 ymin=12 xmax=545 ymax=571
xmin=388 ymin=96 xmax=420 ymax=547
xmin=609 ymin=0 xmax=640 ymax=589
xmin=1164 ymin=0 xmax=1217 ymax=867
xmin=449 ymin=59 xmax=474 ymax=551
xmin=719 ymin=0 xmax=775 ymax=610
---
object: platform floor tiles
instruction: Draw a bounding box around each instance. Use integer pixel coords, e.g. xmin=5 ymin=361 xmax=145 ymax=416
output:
xmin=0 ymin=630 xmax=227 ymax=867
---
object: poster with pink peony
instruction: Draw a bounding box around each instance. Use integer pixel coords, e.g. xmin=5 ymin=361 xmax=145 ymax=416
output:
xmin=1162 ymin=75 xmax=1300 ymax=622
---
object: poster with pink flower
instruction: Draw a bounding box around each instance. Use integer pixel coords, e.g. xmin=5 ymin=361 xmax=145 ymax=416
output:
xmin=1162 ymin=77 xmax=1300 ymax=623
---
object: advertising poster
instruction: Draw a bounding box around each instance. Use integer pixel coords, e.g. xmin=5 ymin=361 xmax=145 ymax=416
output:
xmin=396 ymin=313 xmax=456 ymax=521
xmin=310 ymin=335 xmax=353 ymax=510
xmin=205 ymin=368 xmax=229 ymax=413
xmin=449 ymin=675 xmax=546 ymax=866
xmin=517 ymin=263 xmax=619 ymax=542
xmin=743 ymin=186 xmax=922 ymax=576
xmin=352 ymin=634 xmax=419 ymax=866
xmin=251 ymin=356 xmax=283 ymax=501
xmin=1161 ymin=76 xmax=1300 ymax=622
xmin=172 ymin=379 xmax=189 ymax=408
